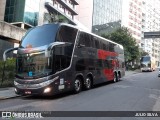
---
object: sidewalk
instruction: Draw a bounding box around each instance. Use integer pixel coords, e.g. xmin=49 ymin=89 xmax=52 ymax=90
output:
xmin=0 ymin=70 xmax=141 ymax=100
xmin=0 ymin=87 xmax=18 ymax=100
xmin=125 ymin=69 xmax=141 ymax=76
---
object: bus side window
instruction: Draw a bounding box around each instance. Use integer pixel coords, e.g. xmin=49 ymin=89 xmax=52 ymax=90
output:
xmin=104 ymin=41 xmax=109 ymax=51
xmin=90 ymin=35 xmax=95 ymax=48
xmin=99 ymin=39 xmax=103 ymax=49
xmin=102 ymin=42 xmax=106 ymax=50
xmin=109 ymin=43 xmax=115 ymax=52
xmin=94 ymin=37 xmax=100 ymax=49
xmin=57 ymin=26 xmax=78 ymax=44
xmin=79 ymin=32 xmax=85 ymax=46
xmin=84 ymin=33 xmax=91 ymax=47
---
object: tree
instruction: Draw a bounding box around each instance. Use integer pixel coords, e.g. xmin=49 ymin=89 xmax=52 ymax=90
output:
xmin=101 ymin=27 xmax=140 ymax=65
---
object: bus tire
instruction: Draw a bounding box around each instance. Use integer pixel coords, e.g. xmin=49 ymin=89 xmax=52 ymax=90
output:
xmin=117 ymin=72 xmax=121 ymax=81
xmin=113 ymin=73 xmax=117 ymax=83
xmin=84 ymin=76 xmax=92 ymax=90
xmin=73 ymin=78 xmax=82 ymax=93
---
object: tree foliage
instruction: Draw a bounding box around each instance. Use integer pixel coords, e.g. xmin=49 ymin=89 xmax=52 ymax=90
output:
xmin=101 ymin=27 xmax=140 ymax=63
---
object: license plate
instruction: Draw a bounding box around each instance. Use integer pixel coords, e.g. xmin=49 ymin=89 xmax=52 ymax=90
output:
xmin=25 ymin=91 xmax=31 ymax=94
xmin=59 ymin=85 xmax=65 ymax=90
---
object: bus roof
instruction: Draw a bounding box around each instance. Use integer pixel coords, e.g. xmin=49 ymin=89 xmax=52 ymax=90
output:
xmin=37 ymin=23 xmax=123 ymax=48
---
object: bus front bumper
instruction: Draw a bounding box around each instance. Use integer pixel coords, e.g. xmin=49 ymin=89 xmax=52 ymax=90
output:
xmin=14 ymin=84 xmax=58 ymax=96
xmin=141 ymin=68 xmax=152 ymax=72
xmin=14 ymin=77 xmax=61 ymax=96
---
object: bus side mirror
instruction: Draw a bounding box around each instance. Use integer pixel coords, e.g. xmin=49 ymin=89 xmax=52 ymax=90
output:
xmin=3 ymin=47 xmax=19 ymax=61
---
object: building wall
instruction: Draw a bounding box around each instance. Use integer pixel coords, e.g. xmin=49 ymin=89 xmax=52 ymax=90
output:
xmin=0 ymin=39 xmax=14 ymax=60
xmin=141 ymin=0 xmax=160 ymax=66
xmin=122 ymin=0 xmax=142 ymax=45
xmin=52 ymin=0 xmax=78 ymax=19
xmin=76 ymin=0 xmax=93 ymax=31
xmin=23 ymin=0 xmax=41 ymax=26
xmin=4 ymin=0 xmax=25 ymax=23
xmin=4 ymin=0 xmax=41 ymax=26
xmin=92 ymin=0 xmax=122 ymax=35
xmin=0 ymin=0 xmax=6 ymax=21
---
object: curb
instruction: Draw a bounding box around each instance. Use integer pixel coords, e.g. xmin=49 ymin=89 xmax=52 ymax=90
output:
xmin=0 ymin=95 xmax=20 ymax=100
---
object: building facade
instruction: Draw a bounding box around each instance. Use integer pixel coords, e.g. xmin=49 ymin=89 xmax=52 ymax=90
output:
xmin=4 ymin=0 xmax=43 ymax=29
xmin=141 ymin=0 xmax=160 ymax=66
xmin=2 ymin=0 xmax=79 ymax=29
xmin=92 ymin=0 xmax=122 ymax=35
xmin=122 ymin=0 xmax=142 ymax=45
xmin=0 ymin=0 xmax=6 ymax=21
xmin=76 ymin=0 xmax=93 ymax=31
xmin=45 ymin=0 xmax=79 ymax=25
xmin=77 ymin=0 xmax=122 ymax=34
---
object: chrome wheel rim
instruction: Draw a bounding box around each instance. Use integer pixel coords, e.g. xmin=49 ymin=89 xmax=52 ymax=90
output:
xmin=75 ymin=79 xmax=81 ymax=92
xmin=86 ymin=78 xmax=91 ymax=89
xmin=114 ymin=74 xmax=117 ymax=82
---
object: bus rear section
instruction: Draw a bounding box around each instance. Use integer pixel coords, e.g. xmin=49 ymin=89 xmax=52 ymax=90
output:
xmin=72 ymin=31 xmax=125 ymax=90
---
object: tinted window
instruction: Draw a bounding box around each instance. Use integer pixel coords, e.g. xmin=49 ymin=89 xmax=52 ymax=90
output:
xmin=94 ymin=37 xmax=100 ymax=49
xmin=104 ymin=41 xmax=109 ymax=51
xmin=90 ymin=35 xmax=95 ymax=48
xmin=57 ymin=26 xmax=78 ymax=44
xmin=102 ymin=42 xmax=106 ymax=50
xmin=21 ymin=24 xmax=59 ymax=48
xmin=85 ymin=33 xmax=91 ymax=47
xmin=79 ymin=32 xmax=85 ymax=45
xmin=109 ymin=43 xmax=115 ymax=52
xmin=79 ymin=32 xmax=91 ymax=47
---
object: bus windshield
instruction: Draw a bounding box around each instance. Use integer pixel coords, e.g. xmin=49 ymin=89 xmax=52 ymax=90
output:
xmin=16 ymin=24 xmax=78 ymax=78
xmin=21 ymin=24 xmax=59 ymax=48
xmin=141 ymin=56 xmax=150 ymax=62
xmin=16 ymin=51 xmax=51 ymax=78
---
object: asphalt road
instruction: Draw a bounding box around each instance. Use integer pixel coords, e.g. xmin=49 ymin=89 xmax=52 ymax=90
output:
xmin=0 ymin=70 xmax=160 ymax=120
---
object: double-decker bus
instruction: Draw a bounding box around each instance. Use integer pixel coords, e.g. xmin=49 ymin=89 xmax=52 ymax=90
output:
xmin=140 ymin=56 xmax=156 ymax=72
xmin=3 ymin=23 xmax=125 ymax=96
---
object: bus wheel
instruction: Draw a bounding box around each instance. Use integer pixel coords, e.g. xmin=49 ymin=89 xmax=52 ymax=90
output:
xmin=85 ymin=76 xmax=92 ymax=90
xmin=113 ymin=73 xmax=117 ymax=83
xmin=74 ymin=78 xmax=82 ymax=93
xmin=117 ymin=73 xmax=121 ymax=81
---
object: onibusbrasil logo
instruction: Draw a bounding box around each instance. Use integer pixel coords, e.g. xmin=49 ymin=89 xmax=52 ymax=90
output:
xmin=1 ymin=111 xmax=43 ymax=119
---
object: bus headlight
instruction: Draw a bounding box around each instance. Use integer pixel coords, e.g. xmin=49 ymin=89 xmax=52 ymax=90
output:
xmin=15 ymin=88 xmax=17 ymax=92
xmin=44 ymin=87 xmax=51 ymax=93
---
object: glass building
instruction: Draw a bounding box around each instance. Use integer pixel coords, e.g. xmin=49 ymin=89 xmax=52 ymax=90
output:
xmin=92 ymin=0 xmax=122 ymax=35
xmin=4 ymin=0 xmax=41 ymax=28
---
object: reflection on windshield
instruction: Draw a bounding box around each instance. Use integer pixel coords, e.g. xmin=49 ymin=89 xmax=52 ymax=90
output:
xmin=21 ymin=24 xmax=59 ymax=48
xmin=16 ymin=52 xmax=52 ymax=78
